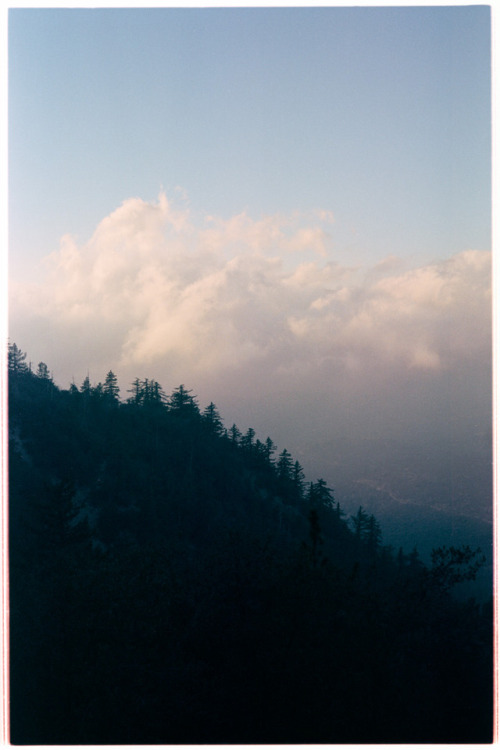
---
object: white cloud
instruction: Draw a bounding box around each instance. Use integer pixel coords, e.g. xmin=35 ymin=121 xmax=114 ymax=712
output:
xmin=10 ymin=191 xmax=490 ymax=389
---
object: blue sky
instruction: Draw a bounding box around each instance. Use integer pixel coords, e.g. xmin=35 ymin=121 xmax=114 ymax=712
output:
xmin=9 ymin=6 xmax=491 ymax=281
xmin=7 ymin=5 xmax=493 ymax=521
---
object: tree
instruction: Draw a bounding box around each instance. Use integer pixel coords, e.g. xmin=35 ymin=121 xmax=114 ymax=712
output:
xmin=36 ymin=362 xmax=51 ymax=380
xmin=277 ymin=449 xmax=293 ymax=481
xmin=254 ymin=439 xmax=265 ymax=459
xmin=202 ymin=403 xmax=224 ymax=435
xmin=264 ymin=437 xmax=276 ymax=464
xmin=308 ymin=478 xmax=333 ymax=509
xmin=430 ymin=545 xmax=486 ymax=592
xmin=229 ymin=424 xmax=241 ymax=446
xmin=127 ymin=378 xmax=143 ymax=406
xmin=241 ymin=428 xmax=256 ymax=451
xmin=350 ymin=506 xmax=370 ymax=543
xmin=129 ymin=379 xmax=167 ymax=408
xmin=103 ymin=371 xmax=120 ymax=403
xmin=68 ymin=382 xmax=79 ymax=397
xmin=92 ymin=382 xmax=104 ymax=399
xmin=148 ymin=380 xmax=166 ymax=408
xmin=80 ymin=375 xmax=92 ymax=397
xmin=292 ymin=461 xmax=306 ymax=499
xmin=169 ymin=384 xmax=198 ymax=415
xmin=333 ymin=502 xmax=345 ymax=521
xmin=8 ymin=343 xmax=28 ymax=376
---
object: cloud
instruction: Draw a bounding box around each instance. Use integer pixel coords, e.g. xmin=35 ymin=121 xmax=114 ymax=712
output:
xmin=10 ymin=191 xmax=490 ymax=389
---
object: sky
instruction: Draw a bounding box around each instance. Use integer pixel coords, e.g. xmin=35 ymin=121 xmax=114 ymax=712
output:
xmin=7 ymin=4 xmax=493 ymax=523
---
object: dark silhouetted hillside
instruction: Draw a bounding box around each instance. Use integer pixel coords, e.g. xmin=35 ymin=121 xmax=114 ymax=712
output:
xmin=8 ymin=344 xmax=493 ymax=744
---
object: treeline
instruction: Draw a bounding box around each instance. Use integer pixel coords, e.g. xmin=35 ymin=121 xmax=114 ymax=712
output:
xmin=8 ymin=343 xmax=493 ymax=744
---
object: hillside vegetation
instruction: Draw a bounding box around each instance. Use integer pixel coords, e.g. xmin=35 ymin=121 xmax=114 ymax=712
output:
xmin=8 ymin=343 xmax=493 ymax=744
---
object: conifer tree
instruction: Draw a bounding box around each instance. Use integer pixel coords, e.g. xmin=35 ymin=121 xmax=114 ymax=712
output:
xmin=148 ymin=379 xmax=166 ymax=407
xmin=169 ymin=384 xmax=198 ymax=415
xmin=292 ymin=460 xmax=305 ymax=498
xmin=307 ymin=478 xmax=334 ymax=511
xmin=92 ymin=382 xmax=104 ymax=399
xmin=241 ymin=428 xmax=256 ymax=451
xmin=202 ymin=403 xmax=224 ymax=435
xmin=264 ymin=437 xmax=276 ymax=463
xmin=68 ymin=382 xmax=79 ymax=396
xmin=127 ymin=378 xmax=143 ymax=406
xmin=80 ymin=375 xmax=92 ymax=396
xmin=8 ymin=343 xmax=29 ymax=376
xmin=351 ymin=506 xmax=370 ymax=542
xmin=36 ymin=362 xmax=51 ymax=380
xmin=277 ymin=449 xmax=293 ymax=481
xmin=229 ymin=424 xmax=241 ymax=446
xmin=103 ymin=371 xmax=120 ymax=402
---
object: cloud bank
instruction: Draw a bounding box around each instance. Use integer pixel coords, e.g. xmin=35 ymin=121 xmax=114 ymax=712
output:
xmin=10 ymin=192 xmax=492 ymax=521
xmin=11 ymin=191 xmax=490 ymax=381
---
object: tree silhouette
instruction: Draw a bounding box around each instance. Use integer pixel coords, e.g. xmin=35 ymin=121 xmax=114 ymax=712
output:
xmin=8 ymin=342 xmax=29 ymax=376
xmin=103 ymin=370 xmax=120 ymax=402
xmin=202 ymin=402 xmax=225 ymax=435
xmin=35 ymin=362 xmax=51 ymax=380
xmin=169 ymin=384 xmax=198 ymax=415
xmin=430 ymin=545 xmax=486 ymax=592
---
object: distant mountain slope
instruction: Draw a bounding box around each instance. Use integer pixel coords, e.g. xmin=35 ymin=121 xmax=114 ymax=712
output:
xmin=301 ymin=431 xmax=492 ymax=524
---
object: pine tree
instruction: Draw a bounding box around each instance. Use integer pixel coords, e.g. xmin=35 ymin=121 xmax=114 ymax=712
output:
xmin=241 ymin=428 xmax=256 ymax=451
xmin=92 ymin=382 xmax=104 ymax=399
xmin=169 ymin=384 xmax=198 ymax=415
xmin=229 ymin=424 xmax=241 ymax=446
xmin=351 ymin=506 xmax=370 ymax=543
xmin=8 ymin=343 xmax=29 ymax=376
xmin=148 ymin=379 xmax=166 ymax=407
xmin=36 ymin=362 xmax=51 ymax=380
xmin=292 ymin=461 xmax=305 ymax=499
xmin=80 ymin=375 xmax=92 ymax=396
xmin=68 ymin=382 xmax=79 ymax=397
xmin=103 ymin=371 xmax=120 ymax=403
xmin=264 ymin=437 xmax=277 ymax=463
xmin=202 ymin=403 xmax=224 ymax=435
xmin=127 ymin=378 xmax=143 ymax=406
xmin=277 ymin=449 xmax=293 ymax=481
xmin=308 ymin=478 xmax=333 ymax=509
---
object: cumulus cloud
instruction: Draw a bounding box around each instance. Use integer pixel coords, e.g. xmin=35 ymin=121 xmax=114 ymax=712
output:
xmin=11 ymin=191 xmax=490 ymax=387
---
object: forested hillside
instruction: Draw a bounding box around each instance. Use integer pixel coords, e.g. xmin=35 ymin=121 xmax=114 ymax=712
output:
xmin=8 ymin=343 xmax=493 ymax=744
